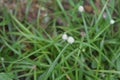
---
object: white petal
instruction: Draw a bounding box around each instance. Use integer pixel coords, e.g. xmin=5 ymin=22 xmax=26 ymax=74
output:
xmin=1 ymin=57 xmax=4 ymax=61
xmin=110 ymin=19 xmax=115 ymax=24
xmin=103 ymin=12 xmax=107 ymax=19
xmin=67 ymin=36 xmax=75 ymax=44
xmin=78 ymin=6 xmax=84 ymax=12
xmin=62 ymin=33 xmax=68 ymax=40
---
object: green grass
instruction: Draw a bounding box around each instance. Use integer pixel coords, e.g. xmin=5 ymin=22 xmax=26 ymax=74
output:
xmin=0 ymin=0 xmax=120 ymax=80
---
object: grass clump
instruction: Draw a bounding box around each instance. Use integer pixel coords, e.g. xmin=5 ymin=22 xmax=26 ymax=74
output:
xmin=0 ymin=0 xmax=120 ymax=80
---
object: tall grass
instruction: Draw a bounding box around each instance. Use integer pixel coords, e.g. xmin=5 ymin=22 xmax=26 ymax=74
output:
xmin=0 ymin=0 xmax=120 ymax=80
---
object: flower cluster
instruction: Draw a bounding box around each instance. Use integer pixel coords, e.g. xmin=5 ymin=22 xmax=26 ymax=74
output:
xmin=78 ymin=5 xmax=115 ymax=25
xmin=62 ymin=33 xmax=75 ymax=44
xmin=61 ymin=5 xmax=116 ymax=44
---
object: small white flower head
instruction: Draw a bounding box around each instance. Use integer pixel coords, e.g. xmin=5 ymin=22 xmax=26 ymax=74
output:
xmin=80 ymin=31 xmax=86 ymax=37
xmin=1 ymin=57 xmax=4 ymax=61
xmin=78 ymin=5 xmax=84 ymax=12
xmin=44 ymin=16 xmax=50 ymax=23
xmin=103 ymin=12 xmax=107 ymax=19
xmin=110 ymin=19 xmax=115 ymax=24
xmin=67 ymin=36 xmax=75 ymax=44
xmin=62 ymin=33 xmax=68 ymax=40
xmin=82 ymin=48 xmax=86 ymax=52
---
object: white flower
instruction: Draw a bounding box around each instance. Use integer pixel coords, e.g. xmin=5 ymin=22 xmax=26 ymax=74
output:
xmin=78 ymin=5 xmax=84 ymax=12
xmin=67 ymin=36 xmax=75 ymax=44
xmin=82 ymin=48 xmax=85 ymax=52
xmin=103 ymin=12 xmax=107 ymax=19
xmin=62 ymin=33 xmax=68 ymax=40
xmin=110 ymin=19 xmax=115 ymax=24
xmin=1 ymin=57 xmax=4 ymax=61
xmin=44 ymin=16 xmax=50 ymax=23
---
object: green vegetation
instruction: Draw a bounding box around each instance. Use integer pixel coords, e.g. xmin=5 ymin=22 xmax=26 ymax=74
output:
xmin=0 ymin=0 xmax=120 ymax=80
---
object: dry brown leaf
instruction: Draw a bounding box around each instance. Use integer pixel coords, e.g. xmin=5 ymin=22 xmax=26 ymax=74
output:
xmin=84 ymin=0 xmax=101 ymax=13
